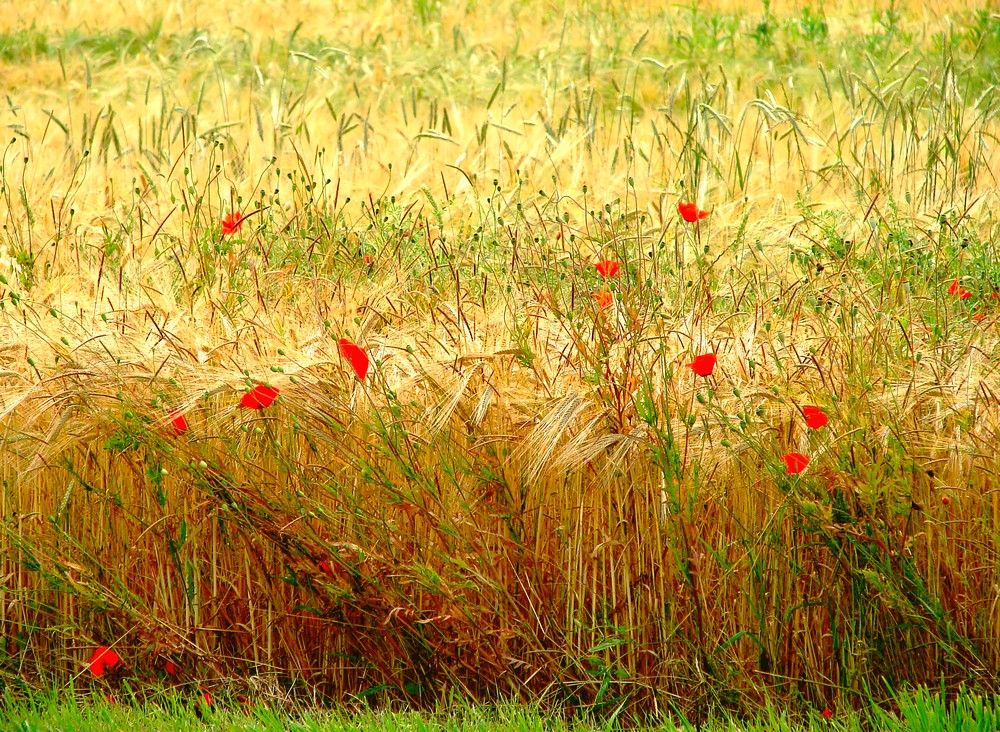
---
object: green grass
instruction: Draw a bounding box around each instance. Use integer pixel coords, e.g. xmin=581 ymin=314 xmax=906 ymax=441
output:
xmin=2 ymin=687 xmax=999 ymax=732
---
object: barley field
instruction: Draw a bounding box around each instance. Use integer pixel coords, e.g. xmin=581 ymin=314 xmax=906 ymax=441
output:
xmin=1 ymin=0 xmax=1000 ymax=724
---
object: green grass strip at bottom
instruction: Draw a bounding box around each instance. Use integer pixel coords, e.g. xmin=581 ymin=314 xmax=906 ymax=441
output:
xmin=2 ymin=688 xmax=999 ymax=732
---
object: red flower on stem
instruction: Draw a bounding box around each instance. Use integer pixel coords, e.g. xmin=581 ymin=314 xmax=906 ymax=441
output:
xmin=783 ymin=452 xmax=810 ymax=474
xmin=687 ymin=353 xmax=716 ymax=377
xmin=593 ymin=291 xmax=613 ymax=309
xmin=88 ymin=646 xmax=120 ymax=677
xmin=594 ymin=260 xmax=620 ymax=277
xmin=240 ymin=384 xmax=280 ymax=409
xmin=221 ymin=212 xmax=244 ymax=236
xmin=678 ymin=201 xmax=710 ymax=223
xmin=821 ymin=707 xmax=833 ymax=719
xmin=168 ymin=410 xmax=188 ymax=436
xmin=948 ymin=279 xmax=972 ymax=299
xmin=339 ymin=338 xmax=370 ymax=381
xmin=802 ymin=405 xmax=828 ymax=430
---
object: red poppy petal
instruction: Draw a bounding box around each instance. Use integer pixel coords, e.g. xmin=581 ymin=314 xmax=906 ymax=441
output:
xmin=88 ymin=646 xmax=120 ymax=676
xmin=805 ymin=412 xmax=829 ymax=429
xmin=239 ymin=384 xmax=279 ymax=409
xmin=221 ymin=213 xmax=244 ymax=236
xmin=594 ymin=260 xmax=620 ymax=277
xmin=822 ymin=707 xmax=832 ymax=719
xmin=802 ymin=405 xmax=828 ymax=429
xmin=782 ymin=452 xmax=810 ymax=474
xmin=948 ymin=279 xmax=960 ymax=295
xmin=687 ymin=353 xmax=716 ymax=376
xmin=164 ymin=660 xmax=178 ymax=676
xmin=593 ymin=291 xmax=613 ymax=309
xmin=169 ymin=410 xmax=188 ymax=435
xmin=338 ymin=339 xmax=370 ymax=380
xmin=252 ymin=384 xmax=279 ymax=408
xmin=678 ymin=202 xmax=709 ymax=223
xmin=240 ymin=391 xmax=262 ymax=409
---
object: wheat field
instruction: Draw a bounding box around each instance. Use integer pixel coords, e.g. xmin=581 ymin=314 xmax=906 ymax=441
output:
xmin=1 ymin=0 xmax=999 ymax=722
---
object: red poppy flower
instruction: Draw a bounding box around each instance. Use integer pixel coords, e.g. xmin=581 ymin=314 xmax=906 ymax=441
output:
xmin=338 ymin=338 xmax=369 ymax=381
xmin=594 ymin=260 xmax=620 ymax=277
xmin=687 ymin=353 xmax=716 ymax=376
xmin=240 ymin=384 xmax=280 ymax=409
xmin=949 ymin=279 xmax=972 ymax=299
xmin=88 ymin=646 xmax=120 ymax=677
xmin=168 ymin=410 xmax=188 ymax=436
xmin=200 ymin=691 xmax=214 ymax=706
xmin=678 ymin=201 xmax=710 ymax=222
xmin=593 ymin=291 xmax=613 ymax=309
xmin=318 ymin=560 xmax=334 ymax=577
xmin=221 ymin=212 xmax=244 ymax=236
xmin=782 ymin=452 xmax=810 ymax=474
xmin=164 ymin=660 xmax=179 ymax=676
xmin=363 ymin=254 xmax=372 ymax=265
xmin=821 ymin=707 xmax=832 ymax=719
xmin=941 ymin=495 xmax=951 ymax=506
xmin=802 ymin=405 xmax=828 ymax=430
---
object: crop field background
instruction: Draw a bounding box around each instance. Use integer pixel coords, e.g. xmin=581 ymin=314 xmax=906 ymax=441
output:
xmin=1 ymin=0 xmax=1000 ymax=724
